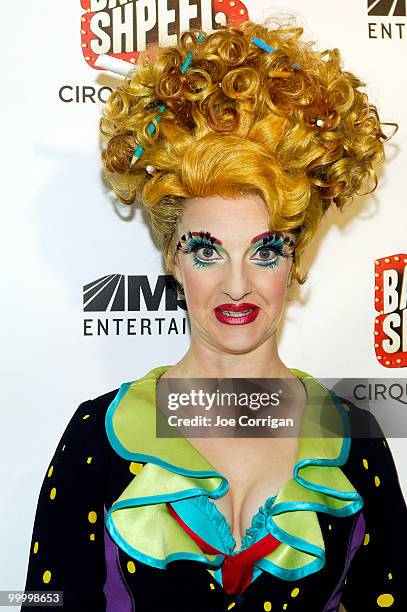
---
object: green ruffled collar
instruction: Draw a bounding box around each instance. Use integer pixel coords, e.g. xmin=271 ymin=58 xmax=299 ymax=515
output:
xmin=104 ymin=365 xmax=364 ymax=587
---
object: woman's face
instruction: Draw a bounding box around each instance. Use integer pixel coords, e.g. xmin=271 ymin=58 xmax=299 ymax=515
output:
xmin=173 ymin=194 xmax=297 ymax=354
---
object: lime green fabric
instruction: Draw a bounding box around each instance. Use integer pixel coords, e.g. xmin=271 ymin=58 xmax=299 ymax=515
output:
xmin=105 ymin=365 xmax=363 ymax=579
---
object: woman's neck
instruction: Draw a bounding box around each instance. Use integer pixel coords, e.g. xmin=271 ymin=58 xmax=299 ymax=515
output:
xmin=160 ymin=344 xmax=296 ymax=380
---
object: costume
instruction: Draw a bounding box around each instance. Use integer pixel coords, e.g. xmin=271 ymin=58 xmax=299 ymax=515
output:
xmin=23 ymin=365 xmax=407 ymax=611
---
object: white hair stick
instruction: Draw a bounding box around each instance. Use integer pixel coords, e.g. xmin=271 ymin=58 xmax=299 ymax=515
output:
xmin=94 ymin=54 xmax=136 ymax=77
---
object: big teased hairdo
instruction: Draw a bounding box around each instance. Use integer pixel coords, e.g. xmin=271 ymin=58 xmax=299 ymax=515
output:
xmin=99 ymin=17 xmax=393 ymax=286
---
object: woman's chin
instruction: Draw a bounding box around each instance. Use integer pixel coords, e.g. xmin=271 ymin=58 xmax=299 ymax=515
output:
xmin=211 ymin=325 xmax=264 ymax=353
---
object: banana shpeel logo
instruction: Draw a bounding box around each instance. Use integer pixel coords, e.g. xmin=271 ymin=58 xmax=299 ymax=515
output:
xmin=81 ymin=0 xmax=250 ymax=70
xmin=374 ymin=254 xmax=407 ymax=368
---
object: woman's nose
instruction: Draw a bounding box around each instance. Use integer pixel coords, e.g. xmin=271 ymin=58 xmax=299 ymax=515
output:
xmin=220 ymin=262 xmax=253 ymax=301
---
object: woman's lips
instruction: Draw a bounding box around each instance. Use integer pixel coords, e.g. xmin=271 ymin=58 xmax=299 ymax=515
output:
xmin=214 ymin=303 xmax=260 ymax=326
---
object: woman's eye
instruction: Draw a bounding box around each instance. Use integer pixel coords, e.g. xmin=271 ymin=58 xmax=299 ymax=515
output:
xmin=195 ymin=246 xmax=218 ymax=260
xmin=252 ymin=247 xmax=277 ymax=262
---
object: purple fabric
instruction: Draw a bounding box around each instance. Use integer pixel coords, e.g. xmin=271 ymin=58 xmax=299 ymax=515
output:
xmin=103 ymin=505 xmax=135 ymax=612
xmin=322 ymin=511 xmax=366 ymax=612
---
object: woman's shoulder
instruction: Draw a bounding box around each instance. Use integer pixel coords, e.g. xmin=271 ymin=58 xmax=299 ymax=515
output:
xmin=338 ymin=395 xmax=406 ymax=509
xmin=54 ymin=387 xmax=122 ymax=462
xmin=87 ymin=386 xmax=122 ymax=414
xmin=66 ymin=386 xmax=121 ymax=426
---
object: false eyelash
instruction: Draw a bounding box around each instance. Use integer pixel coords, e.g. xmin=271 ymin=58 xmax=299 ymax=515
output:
xmin=251 ymin=240 xmax=284 ymax=270
xmin=177 ymin=232 xmax=294 ymax=269
xmin=184 ymin=235 xmax=217 ymax=254
xmin=254 ymin=232 xmax=295 ymax=259
xmin=183 ymin=234 xmax=294 ymax=270
xmin=185 ymin=237 xmax=220 ymax=269
xmin=175 ymin=230 xmax=219 ymax=254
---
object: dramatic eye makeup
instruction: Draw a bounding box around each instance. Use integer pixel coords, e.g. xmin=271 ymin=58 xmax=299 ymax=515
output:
xmin=176 ymin=231 xmax=225 ymax=269
xmin=250 ymin=231 xmax=296 ymax=269
xmin=176 ymin=230 xmax=295 ymax=270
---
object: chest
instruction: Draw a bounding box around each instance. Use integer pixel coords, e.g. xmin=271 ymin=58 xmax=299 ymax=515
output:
xmin=187 ymin=437 xmax=300 ymax=550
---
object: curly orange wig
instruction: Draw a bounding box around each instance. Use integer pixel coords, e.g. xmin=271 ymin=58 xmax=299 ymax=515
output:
xmin=99 ymin=17 xmax=393 ymax=287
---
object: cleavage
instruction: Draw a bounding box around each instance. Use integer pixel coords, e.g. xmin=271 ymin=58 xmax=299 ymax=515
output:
xmin=209 ymin=437 xmax=300 ymax=550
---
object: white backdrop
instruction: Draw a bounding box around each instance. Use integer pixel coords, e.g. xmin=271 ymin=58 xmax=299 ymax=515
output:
xmin=1 ymin=0 xmax=406 ymax=601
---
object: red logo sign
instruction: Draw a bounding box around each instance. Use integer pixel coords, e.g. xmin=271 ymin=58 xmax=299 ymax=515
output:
xmin=81 ymin=0 xmax=250 ymax=70
xmin=374 ymin=254 xmax=407 ymax=368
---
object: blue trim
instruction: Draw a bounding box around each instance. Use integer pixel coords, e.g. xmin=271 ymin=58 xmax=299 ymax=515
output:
xmin=270 ymin=499 xmax=364 ymax=518
xmin=256 ymin=554 xmax=325 ymax=581
xmin=293 ymin=388 xmax=363 ymax=507
xmin=214 ymin=566 xmax=223 ymax=588
xmin=265 ymin=515 xmax=324 ymax=560
xmin=172 ymin=496 xmax=233 ymax=554
xmin=105 ymin=384 xmax=229 ymax=498
xmin=105 ymin=505 xmax=225 ymax=570
xmin=109 ymin=490 xmax=224 ymax=512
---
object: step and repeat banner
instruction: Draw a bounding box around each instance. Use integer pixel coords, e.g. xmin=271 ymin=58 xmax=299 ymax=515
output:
xmin=2 ymin=0 xmax=406 ymax=597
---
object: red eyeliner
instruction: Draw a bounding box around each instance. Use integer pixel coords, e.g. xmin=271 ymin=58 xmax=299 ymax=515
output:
xmin=251 ymin=231 xmax=276 ymax=244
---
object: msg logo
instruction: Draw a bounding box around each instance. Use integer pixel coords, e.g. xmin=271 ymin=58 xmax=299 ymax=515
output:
xmin=368 ymin=0 xmax=406 ymax=16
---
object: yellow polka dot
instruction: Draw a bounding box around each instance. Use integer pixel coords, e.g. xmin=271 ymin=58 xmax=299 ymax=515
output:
xmin=62 ymin=444 xmax=66 ymax=451
xmin=127 ymin=561 xmax=136 ymax=573
xmin=328 ymin=524 xmax=332 ymax=531
xmin=227 ymin=603 xmax=236 ymax=610
xmin=47 ymin=465 xmax=54 ymax=477
xmin=209 ymin=583 xmax=215 ymax=590
xmin=291 ymin=587 xmax=300 ymax=597
xmin=375 ymin=475 xmax=381 ymax=487
xmin=90 ymin=533 xmax=95 ymax=541
xmin=362 ymin=458 xmax=368 ymax=469
xmin=129 ymin=462 xmax=144 ymax=476
xmin=49 ymin=487 xmax=56 ymax=500
xmin=86 ymin=457 xmax=92 ymax=464
xmin=42 ymin=570 xmax=51 ymax=584
xmin=363 ymin=533 xmax=370 ymax=545
xmin=33 ymin=541 xmax=39 ymax=554
xmin=88 ymin=511 xmax=97 ymax=523
xmin=82 ymin=414 xmax=90 ymax=420
xmin=377 ymin=593 xmax=394 ymax=607
xmin=283 ymin=604 xmax=288 ymax=610
xmin=264 ymin=602 xmax=272 ymax=611
xmin=388 ymin=572 xmax=392 ymax=580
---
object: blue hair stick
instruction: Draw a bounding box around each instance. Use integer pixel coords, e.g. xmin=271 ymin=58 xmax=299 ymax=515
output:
xmin=251 ymin=36 xmax=276 ymax=54
xmin=131 ymin=32 xmax=205 ymax=165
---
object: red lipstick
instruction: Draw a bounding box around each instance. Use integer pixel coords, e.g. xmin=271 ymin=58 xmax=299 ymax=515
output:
xmin=214 ymin=302 xmax=260 ymax=326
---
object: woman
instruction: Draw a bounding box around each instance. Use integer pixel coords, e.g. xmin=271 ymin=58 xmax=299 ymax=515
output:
xmin=23 ymin=18 xmax=406 ymax=611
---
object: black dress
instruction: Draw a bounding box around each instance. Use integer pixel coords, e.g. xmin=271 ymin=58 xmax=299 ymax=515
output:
xmin=22 ymin=365 xmax=407 ymax=611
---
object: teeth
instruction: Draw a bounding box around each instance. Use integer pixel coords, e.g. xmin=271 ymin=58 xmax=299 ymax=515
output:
xmin=221 ymin=309 xmax=254 ymax=315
